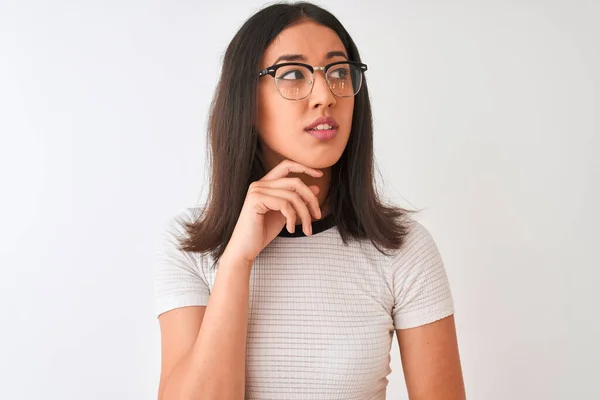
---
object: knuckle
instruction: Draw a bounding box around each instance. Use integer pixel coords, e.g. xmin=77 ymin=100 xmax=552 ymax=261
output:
xmin=246 ymin=190 xmax=259 ymax=201
xmin=278 ymin=159 xmax=290 ymax=170
xmin=295 ymin=194 xmax=306 ymax=207
xmin=249 ymin=181 xmax=261 ymax=190
xmin=298 ymin=202 xmax=310 ymax=215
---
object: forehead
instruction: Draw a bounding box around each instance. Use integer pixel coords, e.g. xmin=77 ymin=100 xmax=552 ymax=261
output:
xmin=262 ymin=20 xmax=347 ymax=66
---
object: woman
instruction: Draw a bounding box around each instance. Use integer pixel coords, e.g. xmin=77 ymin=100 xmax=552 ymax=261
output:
xmin=154 ymin=2 xmax=465 ymax=399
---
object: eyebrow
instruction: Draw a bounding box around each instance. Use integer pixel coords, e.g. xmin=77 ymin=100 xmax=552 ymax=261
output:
xmin=272 ymin=50 xmax=348 ymax=65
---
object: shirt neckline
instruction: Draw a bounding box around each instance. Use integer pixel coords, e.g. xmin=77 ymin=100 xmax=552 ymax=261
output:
xmin=277 ymin=212 xmax=336 ymax=238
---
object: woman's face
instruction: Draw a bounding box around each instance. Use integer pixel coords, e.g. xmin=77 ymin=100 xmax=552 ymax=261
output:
xmin=256 ymin=20 xmax=354 ymax=170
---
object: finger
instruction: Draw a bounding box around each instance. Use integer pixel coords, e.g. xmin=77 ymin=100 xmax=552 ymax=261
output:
xmin=260 ymin=159 xmax=323 ymax=182
xmin=249 ymin=191 xmax=298 ymax=234
xmin=250 ymin=178 xmax=321 ymax=219
xmin=250 ymin=187 xmax=313 ymax=235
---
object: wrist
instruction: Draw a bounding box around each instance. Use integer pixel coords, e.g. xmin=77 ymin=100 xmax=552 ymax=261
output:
xmin=220 ymin=247 xmax=255 ymax=270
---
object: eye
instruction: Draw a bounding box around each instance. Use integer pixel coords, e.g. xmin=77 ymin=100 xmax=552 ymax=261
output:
xmin=328 ymin=66 xmax=350 ymax=79
xmin=279 ymin=69 xmax=306 ymax=80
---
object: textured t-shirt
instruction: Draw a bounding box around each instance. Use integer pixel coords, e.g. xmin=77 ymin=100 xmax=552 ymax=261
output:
xmin=154 ymin=207 xmax=455 ymax=399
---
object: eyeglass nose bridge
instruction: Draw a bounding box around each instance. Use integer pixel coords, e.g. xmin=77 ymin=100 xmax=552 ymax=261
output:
xmin=307 ymin=66 xmax=329 ymax=88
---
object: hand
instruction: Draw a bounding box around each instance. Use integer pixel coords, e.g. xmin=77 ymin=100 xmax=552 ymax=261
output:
xmin=224 ymin=159 xmax=323 ymax=264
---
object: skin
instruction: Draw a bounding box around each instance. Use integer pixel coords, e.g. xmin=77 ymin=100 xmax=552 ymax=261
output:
xmin=256 ymin=19 xmax=355 ymax=220
xmin=397 ymin=315 xmax=466 ymax=399
xmin=158 ymin=19 xmax=465 ymax=400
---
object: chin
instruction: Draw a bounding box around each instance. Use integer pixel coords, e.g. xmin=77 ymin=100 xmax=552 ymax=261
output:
xmin=296 ymin=153 xmax=343 ymax=169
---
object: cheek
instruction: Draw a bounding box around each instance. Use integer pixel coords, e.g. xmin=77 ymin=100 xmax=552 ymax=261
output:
xmin=257 ymin=90 xmax=302 ymax=141
xmin=340 ymin=98 xmax=355 ymax=135
xmin=257 ymin=86 xmax=285 ymax=134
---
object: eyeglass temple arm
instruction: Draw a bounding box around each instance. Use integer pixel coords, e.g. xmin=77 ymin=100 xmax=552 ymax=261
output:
xmin=258 ymin=68 xmax=276 ymax=78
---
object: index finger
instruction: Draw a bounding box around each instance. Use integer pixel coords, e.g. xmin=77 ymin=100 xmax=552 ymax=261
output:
xmin=260 ymin=159 xmax=323 ymax=182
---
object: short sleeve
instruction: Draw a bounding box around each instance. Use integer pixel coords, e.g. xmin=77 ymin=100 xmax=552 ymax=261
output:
xmin=391 ymin=220 xmax=455 ymax=330
xmin=154 ymin=208 xmax=210 ymax=317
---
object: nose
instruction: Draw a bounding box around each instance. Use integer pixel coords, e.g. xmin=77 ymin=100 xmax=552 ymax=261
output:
xmin=308 ymin=70 xmax=336 ymax=109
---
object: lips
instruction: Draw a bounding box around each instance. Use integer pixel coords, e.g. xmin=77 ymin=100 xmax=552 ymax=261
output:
xmin=304 ymin=116 xmax=339 ymax=141
xmin=304 ymin=116 xmax=339 ymax=131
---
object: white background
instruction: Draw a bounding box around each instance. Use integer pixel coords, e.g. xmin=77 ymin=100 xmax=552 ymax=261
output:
xmin=1 ymin=0 xmax=598 ymax=398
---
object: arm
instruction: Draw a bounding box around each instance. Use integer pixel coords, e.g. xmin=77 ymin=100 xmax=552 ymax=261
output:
xmin=390 ymin=220 xmax=465 ymax=398
xmin=396 ymin=315 xmax=466 ymax=400
xmin=158 ymin=250 xmax=253 ymax=400
xmin=156 ymin=162 xmax=323 ymax=399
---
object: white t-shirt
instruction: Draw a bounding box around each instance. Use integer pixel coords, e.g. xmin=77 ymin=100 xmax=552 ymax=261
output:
xmin=154 ymin=207 xmax=455 ymax=399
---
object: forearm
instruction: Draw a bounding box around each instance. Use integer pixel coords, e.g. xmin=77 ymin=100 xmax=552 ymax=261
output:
xmin=162 ymin=249 xmax=253 ymax=399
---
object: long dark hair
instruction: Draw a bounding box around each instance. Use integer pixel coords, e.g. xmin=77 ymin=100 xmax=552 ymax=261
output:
xmin=180 ymin=1 xmax=416 ymax=267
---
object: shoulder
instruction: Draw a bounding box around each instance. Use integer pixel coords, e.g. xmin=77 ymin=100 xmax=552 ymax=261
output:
xmin=388 ymin=217 xmax=454 ymax=328
xmin=403 ymin=217 xmax=439 ymax=251
xmin=388 ymin=216 xmax=444 ymax=272
xmin=154 ymin=205 xmax=213 ymax=316
xmin=157 ymin=205 xmax=210 ymax=268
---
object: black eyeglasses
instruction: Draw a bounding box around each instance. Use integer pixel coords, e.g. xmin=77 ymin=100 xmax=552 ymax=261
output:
xmin=258 ymin=61 xmax=368 ymax=100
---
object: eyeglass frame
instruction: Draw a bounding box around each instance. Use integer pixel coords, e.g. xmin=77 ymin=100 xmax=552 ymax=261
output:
xmin=257 ymin=60 xmax=368 ymax=100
